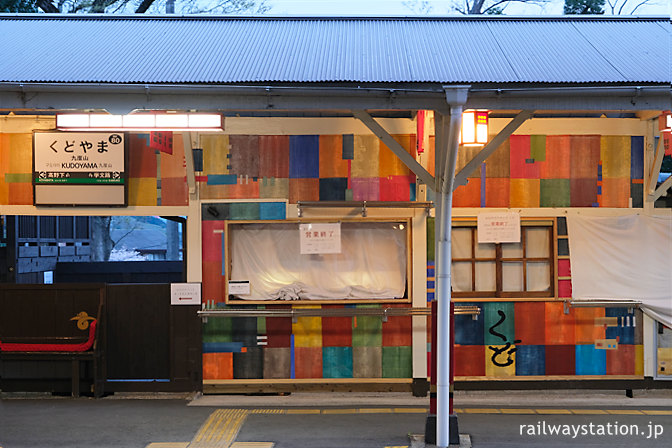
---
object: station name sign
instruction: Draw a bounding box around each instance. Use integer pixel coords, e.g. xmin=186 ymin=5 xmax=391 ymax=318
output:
xmin=33 ymin=132 xmax=127 ymax=206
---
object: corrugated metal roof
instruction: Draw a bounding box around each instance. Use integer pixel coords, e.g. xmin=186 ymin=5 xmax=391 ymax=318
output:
xmin=0 ymin=15 xmax=669 ymax=85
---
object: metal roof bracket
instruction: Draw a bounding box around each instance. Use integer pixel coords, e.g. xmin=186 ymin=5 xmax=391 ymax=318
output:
xmin=352 ymin=109 xmax=436 ymax=189
xmin=647 ymin=136 xmax=667 ymax=202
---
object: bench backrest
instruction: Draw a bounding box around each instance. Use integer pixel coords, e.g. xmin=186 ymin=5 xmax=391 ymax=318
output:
xmin=0 ymin=284 xmax=104 ymax=349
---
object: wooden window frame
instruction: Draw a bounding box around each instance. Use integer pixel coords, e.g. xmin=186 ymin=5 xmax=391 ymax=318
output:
xmin=224 ymin=218 xmax=413 ymax=305
xmin=452 ymin=218 xmax=557 ymax=300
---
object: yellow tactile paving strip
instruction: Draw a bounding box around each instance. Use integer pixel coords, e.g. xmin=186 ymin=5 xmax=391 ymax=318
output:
xmin=189 ymin=409 xmax=249 ymax=448
xmin=145 ymin=444 xmax=190 ymax=448
xmin=642 ymin=410 xmax=672 ymax=415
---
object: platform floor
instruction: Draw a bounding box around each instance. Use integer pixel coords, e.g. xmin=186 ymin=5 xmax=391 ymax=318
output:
xmin=1 ymin=390 xmax=671 ymax=448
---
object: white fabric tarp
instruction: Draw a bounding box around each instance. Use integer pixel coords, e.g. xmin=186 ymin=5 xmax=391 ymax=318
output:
xmin=567 ymin=214 xmax=672 ymax=327
xmin=229 ymin=222 xmax=407 ymax=300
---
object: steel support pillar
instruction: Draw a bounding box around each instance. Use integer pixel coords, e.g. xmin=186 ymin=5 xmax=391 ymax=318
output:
xmin=434 ymin=107 xmax=462 ymax=447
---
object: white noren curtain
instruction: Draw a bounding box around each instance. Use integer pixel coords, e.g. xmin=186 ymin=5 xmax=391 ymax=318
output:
xmin=230 ymin=222 xmax=407 ymax=300
xmin=567 ymin=214 xmax=672 ymax=327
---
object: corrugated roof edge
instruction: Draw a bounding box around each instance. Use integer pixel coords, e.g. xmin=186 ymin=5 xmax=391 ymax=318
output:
xmin=0 ymin=13 xmax=669 ymax=21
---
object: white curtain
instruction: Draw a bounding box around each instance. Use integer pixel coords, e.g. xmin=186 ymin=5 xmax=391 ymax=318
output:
xmin=567 ymin=214 xmax=672 ymax=327
xmin=229 ymin=222 xmax=407 ymax=300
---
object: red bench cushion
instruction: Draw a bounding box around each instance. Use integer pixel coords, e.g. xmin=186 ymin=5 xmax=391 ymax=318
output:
xmin=0 ymin=320 xmax=97 ymax=352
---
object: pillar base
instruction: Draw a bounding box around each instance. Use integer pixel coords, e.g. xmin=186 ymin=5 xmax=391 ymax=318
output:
xmin=411 ymin=378 xmax=430 ymax=397
xmin=425 ymin=413 xmax=459 ymax=446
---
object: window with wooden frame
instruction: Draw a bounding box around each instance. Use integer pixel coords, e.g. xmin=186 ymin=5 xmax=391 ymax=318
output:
xmin=451 ymin=219 xmax=555 ymax=299
xmin=225 ymin=219 xmax=412 ymax=304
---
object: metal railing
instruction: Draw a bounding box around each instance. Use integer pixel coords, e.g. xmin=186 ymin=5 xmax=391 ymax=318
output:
xmin=296 ymin=201 xmax=433 ymax=217
xmin=566 ymin=299 xmax=641 ymax=314
xmin=198 ymin=305 xmax=480 ymax=322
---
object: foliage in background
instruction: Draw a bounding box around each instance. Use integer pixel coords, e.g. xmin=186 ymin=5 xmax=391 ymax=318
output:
xmin=0 ymin=0 xmax=37 ymax=12
xmin=404 ymin=0 xmax=550 ymax=14
xmin=26 ymin=0 xmax=269 ymax=14
xmin=109 ymin=247 xmax=147 ymax=261
xmin=403 ymin=0 xmax=659 ymax=14
xmin=564 ymin=0 xmax=604 ymax=13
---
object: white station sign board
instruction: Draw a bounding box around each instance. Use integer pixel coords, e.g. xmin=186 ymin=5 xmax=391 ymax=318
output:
xmin=477 ymin=212 xmax=521 ymax=243
xmin=33 ymin=132 xmax=127 ymax=206
xmin=299 ymin=222 xmax=341 ymax=254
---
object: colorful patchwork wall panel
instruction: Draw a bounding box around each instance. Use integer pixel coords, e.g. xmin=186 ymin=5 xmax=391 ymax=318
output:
xmin=202 ymin=201 xmax=412 ymax=380
xmin=424 ymin=216 xmax=643 ymax=378
xmin=0 ymin=132 xmax=188 ymax=206
xmin=445 ymin=135 xmax=644 ymax=208
xmin=202 ymin=303 xmax=413 ymax=380
xmin=204 ymin=209 xmax=642 ymax=380
xmin=197 ymin=134 xmax=417 ymax=203
xmin=0 ymin=133 xmax=33 ymax=204
xmin=448 ymin=303 xmax=643 ymax=378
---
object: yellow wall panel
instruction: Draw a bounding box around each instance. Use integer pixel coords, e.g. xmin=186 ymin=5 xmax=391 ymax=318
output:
xmin=351 ymin=135 xmax=379 ymax=178
xmin=379 ymin=134 xmax=412 ymax=177
xmin=484 ymin=345 xmax=516 ymax=377
xmin=635 ymin=345 xmax=644 ymax=376
xmin=292 ymin=305 xmax=323 ymax=348
xmin=601 ymin=136 xmax=630 ymax=178
xmin=509 ymin=178 xmax=540 ymax=208
xmin=658 ymin=347 xmax=672 ymax=377
xmin=202 ymin=134 xmax=230 ymax=175
xmin=128 ymin=177 xmax=157 ymax=206
xmin=8 ymin=133 xmax=32 ymax=173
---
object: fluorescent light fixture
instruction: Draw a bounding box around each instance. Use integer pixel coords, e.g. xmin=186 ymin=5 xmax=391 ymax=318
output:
xmin=56 ymin=113 xmax=223 ymax=131
xmin=89 ymin=114 xmax=123 ymax=128
xmin=156 ymin=114 xmax=189 ymax=128
xmin=56 ymin=114 xmax=90 ymax=128
xmin=122 ymin=114 xmax=155 ymax=128
xmin=189 ymin=114 xmax=222 ymax=128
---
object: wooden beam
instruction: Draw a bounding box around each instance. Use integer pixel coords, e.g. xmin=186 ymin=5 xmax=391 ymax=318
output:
xmin=650 ymin=171 xmax=672 ymax=203
xmin=647 ymin=136 xmax=664 ymax=198
xmin=181 ymin=132 xmax=197 ymax=194
xmin=453 ymin=110 xmax=534 ymax=191
xmin=352 ymin=110 xmax=435 ymax=189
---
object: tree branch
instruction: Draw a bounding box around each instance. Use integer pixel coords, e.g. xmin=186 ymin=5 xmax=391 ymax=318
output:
xmin=629 ymin=0 xmax=652 ymax=14
xmin=36 ymin=0 xmax=59 ymax=13
xmin=481 ymin=0 xmax=549 ymax=14
xmin=135 ymin=0 xmax=155 ymax=13
xmin=617 ymin=0 xmax=631 ymax=14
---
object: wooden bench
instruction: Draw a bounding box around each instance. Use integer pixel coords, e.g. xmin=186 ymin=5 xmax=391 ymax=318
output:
xmin=0 ymin=284 xmax=105 ymax=398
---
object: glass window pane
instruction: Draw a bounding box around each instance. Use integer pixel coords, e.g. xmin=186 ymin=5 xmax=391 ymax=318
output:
xmin=502 ymin=262 xmax=523 ymax=291
xmin=475 ymin=242 xmax=495 ymax=258
xmin=475 ymin=261 xmax=496 ymax=292
xmin=526 ymin=228 xmax=550 ymax=258
xmin=451 ymin=261 xmax=472 ymax=292
xmin=452 ymin=228 xmax=472 ymax=259
xmin=501 ymin=242 xmax=523 ymax=258
xmin=527 ymin=261 xmax=551 ymax=292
